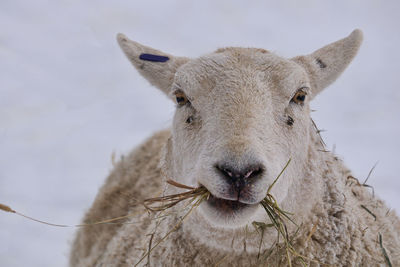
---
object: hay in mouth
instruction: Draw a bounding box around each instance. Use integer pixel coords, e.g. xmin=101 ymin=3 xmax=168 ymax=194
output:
xmin=142 ymin=179 xmax=209 ymax=212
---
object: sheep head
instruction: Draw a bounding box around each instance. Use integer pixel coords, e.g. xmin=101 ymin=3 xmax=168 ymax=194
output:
xmin=117 ymin=30 xmax=363 ymax=229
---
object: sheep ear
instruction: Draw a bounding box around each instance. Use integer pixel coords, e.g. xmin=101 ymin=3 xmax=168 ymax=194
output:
xmin=292 ymin=29 xmax=363 ymax=98
xmin=117 ymin=33 xmax=189 ymax=95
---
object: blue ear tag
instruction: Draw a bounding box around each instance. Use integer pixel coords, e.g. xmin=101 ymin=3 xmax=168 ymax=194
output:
xmin=139 ymin=53 xmax=169 ymax=62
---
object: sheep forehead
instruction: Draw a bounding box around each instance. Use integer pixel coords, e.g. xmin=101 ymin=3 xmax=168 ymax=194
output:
xmin=174 ymin=48 xmax=308 ymax=103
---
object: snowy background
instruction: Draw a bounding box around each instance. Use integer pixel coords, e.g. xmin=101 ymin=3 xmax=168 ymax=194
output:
xmin=1 ymin=1 xmax=399 ymax=266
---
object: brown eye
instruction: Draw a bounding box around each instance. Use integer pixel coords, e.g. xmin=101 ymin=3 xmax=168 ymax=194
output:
xmin=174 ymin=90 xmax=189 ymax=106
xmin=291 ymin=89 xmax=307 ymax=104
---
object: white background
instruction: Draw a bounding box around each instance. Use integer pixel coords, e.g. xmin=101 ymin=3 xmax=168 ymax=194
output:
xmin=1 ymin=1 xmax=399 ymax=266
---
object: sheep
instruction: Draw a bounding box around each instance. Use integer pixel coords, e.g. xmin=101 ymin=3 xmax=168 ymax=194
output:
xmin=70 ymin=29 xmax=400 ymax=266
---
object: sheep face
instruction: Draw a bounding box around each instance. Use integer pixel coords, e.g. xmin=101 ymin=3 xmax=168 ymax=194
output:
xmin=168 ymin=51 xmax=312 ymax=227
xmin=117 ymin=30 xmax=363 ymax=228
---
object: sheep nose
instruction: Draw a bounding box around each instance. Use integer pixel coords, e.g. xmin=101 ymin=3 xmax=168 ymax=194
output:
xmin=215 ymin=163 xmax=264 ymax=190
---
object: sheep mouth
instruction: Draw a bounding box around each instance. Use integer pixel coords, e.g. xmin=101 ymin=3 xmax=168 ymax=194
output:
xmin=205 ymin=194 xmax=257 ymax=214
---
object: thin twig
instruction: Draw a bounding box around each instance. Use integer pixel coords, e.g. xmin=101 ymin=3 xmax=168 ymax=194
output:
xmin=363 ymin=162 xmax=378 ymax=185
xmin=305 ymin=221 xmax=318 ymax=244
xmin=214 ymin=254 xmax=229 ymax=267
xmin=378 ymin=233 xmax=393 ymax=267
xmin=360 ymin=205 xmax=377 ymax=221
xmin=267 ymin=159 xmax=291 ymax=195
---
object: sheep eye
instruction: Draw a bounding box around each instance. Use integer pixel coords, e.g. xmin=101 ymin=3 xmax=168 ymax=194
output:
xmin=186 ymin=116 xmax=194 ymax=124
xmin=174 ymin=90 xmax=189 ymax=106
xmin=291 ymin=89 xmax=307 ymax=104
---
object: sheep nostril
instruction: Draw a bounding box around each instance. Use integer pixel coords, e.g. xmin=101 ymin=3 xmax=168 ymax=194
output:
xmin=215 ymin=163 xmax=264 ymax=182
xmin=244 ymin=168 xmax=262 ymax=179
xmin=223 ymin=168 xmax=233 ymax=178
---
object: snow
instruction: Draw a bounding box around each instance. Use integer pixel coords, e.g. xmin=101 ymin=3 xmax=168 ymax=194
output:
xmin=0 ymin=1 xmax=399 ymax=266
